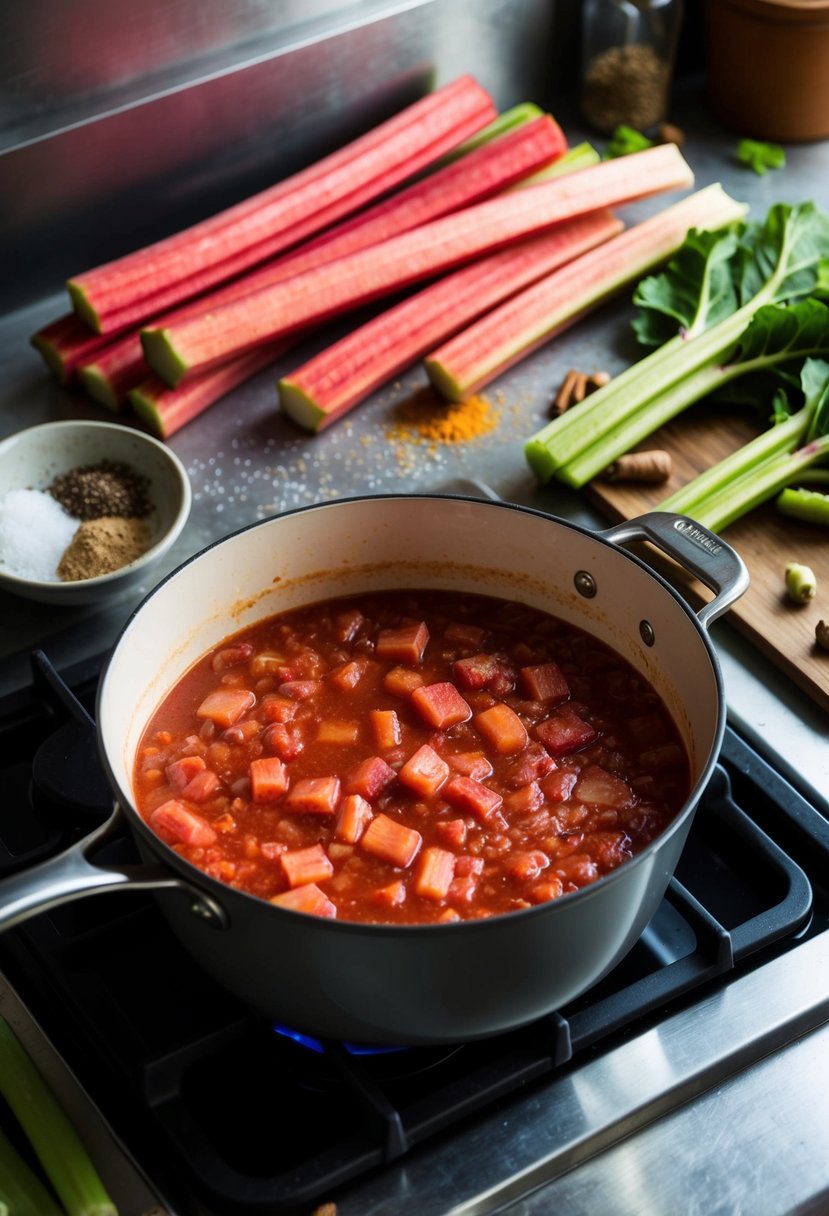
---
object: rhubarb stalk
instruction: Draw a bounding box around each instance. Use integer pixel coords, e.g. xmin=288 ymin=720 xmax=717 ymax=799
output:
xmin=67 ymin=75 xmax=497 ymax=333
xmin=142 ymin=143 xmax=695 ymax=387
xmin=426 ymin=184 xmax=747 ymax=402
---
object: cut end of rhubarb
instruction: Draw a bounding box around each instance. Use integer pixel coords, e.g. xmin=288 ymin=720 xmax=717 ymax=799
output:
xmin=524 ymin=438 xmax=560 ymax=483
xmin=423 ymin=357 xmax=467 ymax=403
xmin=66 ymin=280 xmax=102 ymax=334
xmin=278 ymin=379 xmax=329 ymax=433
xmin=128 ymin=385 xmax=166 ymax=439
xmin=30 ymin=334 xmax=68 ymax=385
xmin=140 ymin=328 xmax=189 ymax=388
xmin=78 ymin=366 xmax=122 ymax=411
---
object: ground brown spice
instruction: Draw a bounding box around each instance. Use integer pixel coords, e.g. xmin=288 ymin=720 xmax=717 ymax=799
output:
xmin=57 ymin=516 xmax=151 ymax=581
xmin=386 ymin=388 xmax=500 ymax=446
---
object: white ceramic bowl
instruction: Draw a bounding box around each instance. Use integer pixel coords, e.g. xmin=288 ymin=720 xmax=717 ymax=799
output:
xmin=0 ymin=420 xmax=191 ymax=604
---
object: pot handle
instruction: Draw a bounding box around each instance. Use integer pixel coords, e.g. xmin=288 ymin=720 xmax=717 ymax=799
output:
xmin=0 ymin=804 xmax=228 ymax=933
xmin=599 ymin=511 xmax=749 ymax=630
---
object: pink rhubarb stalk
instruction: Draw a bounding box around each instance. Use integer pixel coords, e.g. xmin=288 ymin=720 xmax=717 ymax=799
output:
xmin=424 ymin=183 xmax=748 ymax=401
xmin=67 ymin=75 xmax=497 ymax=333
xmin=278 ymin=210 xmax=622 ymax=432
xmin=129 ymin=344 xmax=286 ymax=439
xmin=142 ymin=143 xmax=695 ymax=387
xmin=30 ymin=313 xmax=120 ymax=385
xmin=75 ymin=114 xmax=567 ymax=409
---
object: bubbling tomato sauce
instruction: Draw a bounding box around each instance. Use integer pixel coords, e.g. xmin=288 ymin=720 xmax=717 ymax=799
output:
xmin=133 ymin=590 xmax=690 ymax=924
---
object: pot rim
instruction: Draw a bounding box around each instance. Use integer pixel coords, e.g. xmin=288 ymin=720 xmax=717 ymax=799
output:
xmin=96 ymin=493 xmax=727 ymax=936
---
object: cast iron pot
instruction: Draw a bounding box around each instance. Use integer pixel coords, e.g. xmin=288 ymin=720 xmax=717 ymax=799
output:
xmin=0 ymin=497 xmax=748 ymax=1045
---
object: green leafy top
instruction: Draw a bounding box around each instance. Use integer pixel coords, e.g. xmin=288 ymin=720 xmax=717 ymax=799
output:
xmin=736 ymin=138 xmax=785 ymax=176
xmin=604 ymin=125 xmax=654 ymax=159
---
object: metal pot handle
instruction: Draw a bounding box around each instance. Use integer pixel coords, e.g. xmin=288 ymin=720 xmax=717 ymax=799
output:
xmin=0 ymin=804 xmax=228 ymax=933
xmin=599 ymin=511 xmax=750 ymax=630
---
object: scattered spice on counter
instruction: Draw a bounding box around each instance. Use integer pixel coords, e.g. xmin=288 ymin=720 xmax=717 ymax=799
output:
xmin=582 ymin=44 xmax=669 ymax=134
xmin=49 ymin=460 xmax=152 ymax=520
xmin=386 ymin=388 xmax=500 ymax=448
xmin=57 ymin=516 xmax=151 ymax=581
xmin=0 ymin=488 xmax=78 ymax=581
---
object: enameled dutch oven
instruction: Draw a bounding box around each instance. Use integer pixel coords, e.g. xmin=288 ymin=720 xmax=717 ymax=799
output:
xmin=0 ymin=497 xmax=748 ymax=1045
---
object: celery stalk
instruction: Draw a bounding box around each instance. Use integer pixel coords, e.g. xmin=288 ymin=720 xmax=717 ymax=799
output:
xmin=0 ymin=1124 xmax=64 ymax=1216
xmin=0 ymin=1015 xmax=117 ymax=1216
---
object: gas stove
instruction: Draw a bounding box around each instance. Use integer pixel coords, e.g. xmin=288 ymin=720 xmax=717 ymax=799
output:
xmin=1 ymin=650 xmax=828 ymax=1216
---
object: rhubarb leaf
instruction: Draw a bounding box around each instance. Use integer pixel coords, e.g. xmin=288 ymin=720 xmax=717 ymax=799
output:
xmin=735 ymin=202 xmax=829 ymax=309
xmin=605 ymin=125 xmax=654 ymax=159
xmin=632 ymin=227 xmax=741 ymax=346
xmin=736 ymin=138 xmax=785 ymax=176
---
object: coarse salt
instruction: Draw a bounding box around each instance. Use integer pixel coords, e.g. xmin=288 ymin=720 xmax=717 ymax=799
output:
xmin=0 ymin=488 xmax=79 ymax=581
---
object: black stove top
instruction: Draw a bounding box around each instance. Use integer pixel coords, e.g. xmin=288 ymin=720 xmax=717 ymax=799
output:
xmin=1 ymin=651 xmax=828 ymax=1216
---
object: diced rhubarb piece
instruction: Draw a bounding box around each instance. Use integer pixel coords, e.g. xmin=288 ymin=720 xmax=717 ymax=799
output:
xmin=473 ymin=703 xmax=529 ymax=755
xmin=346 ymin=755 xmax=398 ymax=799
xmin=181 ymin=769 xmax=222 ymax=802
xmin=334 ymin=608 xmax=364 ymax=642
xmin=280 ymin=210 xmax=620 ymax=432
xmin=150 ymin=800 xmax=218 ymax=847
xmin=30 ymin=312 xmax=121 ymax=386
xmin=270 ymin=883 xmax=337 ymax=918
xmin=413 ymin=847 xmax=457 ymax=900
xmin=361 ymin=813 xmax=423 ymax=868
xmin=335 ymin=794 xmax=373 ymax=844
xmin=370 ymin=708 xmax=401 ymax=750
xmin=504 ymin=850 xmax=550 ymax=882
xmin=519 ymin=661 xmax=570 ymax=703
xmin=165 ymin=755 xmax=206 ymax=792
xmin=283 ymin=776 xmax=341 ymax=815
xmin=410 ymin=681 xmax=472 ymax=729
xmin=398 ymin=744 xmax=450 ymax=797
xmin=129 ymin=345 xmax=282 ymax=437
xmin=249 ymin=756 xmax=288 ymax=802
xmin=375 ymin=621 xmax=429 ymax=664
xmin=328 ymin=659 xmax=367 ymax=692
xmin=447 ymin=751 xmax=493 ymax=780
xmin=143 ymin=145 xmax=694 ymax=386
xmin=573 ymin=765 xmax=636 ymax=810
xmin=372 ymin=880 xmax=407 ymax=908
xmin=505 ymin=741 xmax=557 ymax=787
xmin=425 ymin=183 xmax=746 ymax=406
xmin=259 ymin=696 xmax=298 ymax=724
xmin=444 ymin=621 xmax=487 ymax=648
xmin=455 ymin=855 xmax=485 ymax=877
xmin=541 ymin=769 xmax=578 ymax=802
xmin=447 ymin=875 xmax=478 ymax=904
xmin=443 ymin=775 xmax=504 ymax=822
xmin=383 ymin=666 xmax=426 ymax=697
xmin=536 ymin=707 xmax=598 ymax=757
xmin=316 ymin=720 xmax=360 ymax=745
xmin=70 ymin=76 xmax=497 ymax=334
xmin=280 ymin=843 xmax=335 ymax=889
xmin=196 ymin=688 xmax=255 ymax=728
xmin=434 ymin=817 xmax=468 ymax=848
xmin=503 ymin=781 xmax=544 ymax=816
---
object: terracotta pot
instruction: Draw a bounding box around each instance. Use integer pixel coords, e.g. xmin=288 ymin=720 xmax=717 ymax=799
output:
xmin=704 ymin=0 xmax=829 ymax=142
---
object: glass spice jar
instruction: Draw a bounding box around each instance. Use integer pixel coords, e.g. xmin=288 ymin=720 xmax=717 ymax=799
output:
xmin=581 ymin=0 xmax=684 ymax=135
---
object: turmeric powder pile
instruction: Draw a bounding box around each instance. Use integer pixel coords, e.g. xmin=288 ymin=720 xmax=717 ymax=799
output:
xmin=386 ymin=388 xmax=501 ymax=447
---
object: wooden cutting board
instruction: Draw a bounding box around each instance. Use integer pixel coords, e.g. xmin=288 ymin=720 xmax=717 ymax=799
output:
xmin=585 ymin=401 xmax=829 ymax=713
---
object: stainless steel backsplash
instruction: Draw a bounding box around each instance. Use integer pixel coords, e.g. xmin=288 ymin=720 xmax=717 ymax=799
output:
xmin=1 ymin=0 xmax=579 ymax=311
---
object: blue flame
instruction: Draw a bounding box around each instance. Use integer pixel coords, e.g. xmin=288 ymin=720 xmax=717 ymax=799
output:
xmin=272 ymin=1023 xmax=408 ymax=1055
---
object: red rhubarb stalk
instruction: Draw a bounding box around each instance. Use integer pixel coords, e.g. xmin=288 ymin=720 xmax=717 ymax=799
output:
xmin=142 ymin=143 xmax=695 ymax=387
xmin=67 ymin=76 xmax=497 ymax=333
xmin=75 ymin=114 xmax=567 ymax=409
xmin=129 ymin=344 xmax=287 ymax=439
xmin=30 ymin=313 xmax=120 ymax=386
xmin=424 ymin=184 xmax=748 ymax=401
xmin=278 ymin=210 xmax=622 ymax=432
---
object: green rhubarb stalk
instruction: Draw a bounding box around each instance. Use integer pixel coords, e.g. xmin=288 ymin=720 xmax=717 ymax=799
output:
xmin=428 ymin=184 xmax=747 ymax=406
xmin=525 ymin=200 xmax=829 ymax=485
xmin=556 ymin=295 xmax=829 ymax=487
xmin=777 ymin=486 xmax=829 ymax=525
xmin=438 ymin=102 xmax=545 ymax=161
xmin=506 ymin=141 xmax=600 ymax=187
xmin=142 ymin=143 xmax=695 ymax=388
xmin=0 ymin=1015 xmax=117 ymax=1216
xmin=693 ymin=433 xmax=829 ymax=533
xmin=0 ymin=1124 xmax=63 ymax=1216
xmin=68 ymin=75 xmax=498 ymax=332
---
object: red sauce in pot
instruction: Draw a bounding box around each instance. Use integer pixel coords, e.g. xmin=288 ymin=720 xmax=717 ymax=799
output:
xmin=133 ymin=590 xmax=690 ymax=924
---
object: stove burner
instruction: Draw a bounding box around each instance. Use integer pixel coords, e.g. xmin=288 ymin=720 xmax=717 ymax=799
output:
xmin=272 ymin=1023 xmax=409 ymax=1057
